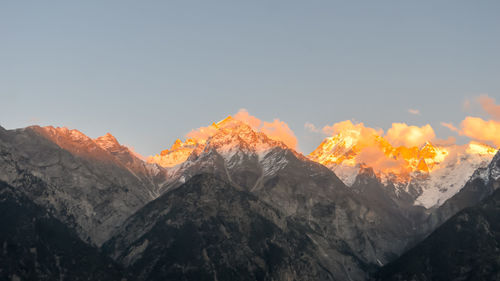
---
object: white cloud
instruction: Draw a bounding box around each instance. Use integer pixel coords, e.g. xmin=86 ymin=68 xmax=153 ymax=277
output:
xmin=304 ymin=122 xmax=320 ymax=133
xmin=440 ymin=122 xmax=459 ymax=133
xmin=408 ymin=109 xmax=420 ymax=115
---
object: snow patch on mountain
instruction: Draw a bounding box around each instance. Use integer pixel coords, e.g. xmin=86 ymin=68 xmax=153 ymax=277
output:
xmin=469 ymin=151 xmax=500 ymax=185
xmin=323 ymin=140 xmax=496 ymax=209
xmin=332 ymin=164 xmax=360 ymax=186
xmin=414 ymin=152 xmax=493 ymax=208
xmin=156 ymin=117 xmax=297 ymax=193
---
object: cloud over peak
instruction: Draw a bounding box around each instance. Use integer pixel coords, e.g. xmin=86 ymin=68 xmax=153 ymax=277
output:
xmin=444 ymin=94 xmax=500 ymax=148
xmin=187 ymin=109 xmax=299 ymax=150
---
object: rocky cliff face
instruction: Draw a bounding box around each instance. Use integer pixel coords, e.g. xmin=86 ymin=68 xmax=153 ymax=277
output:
xmin=107 ymin=119 xmax=422 ymax=280
xmin=374 ymin=187 xmax=500 ymax=281
xmin=308 ymin=127 xmax=496 ymax=211
xmin=153 ymin=119 xmax=419 ymax=270
xmin=426 ymin=150 xmax=500 ymax=231
xmin=2 ymin=121 xmax=494 ymax=281
xmin=104 ymin=174 xmax=371 ymax=281
xmin=0 ymin=126 xmax=165 ymax=245
xmin=0 ymin=180 xmax=126 ymax=281
xmin=373 ymin=150 xmax=500 ymax=280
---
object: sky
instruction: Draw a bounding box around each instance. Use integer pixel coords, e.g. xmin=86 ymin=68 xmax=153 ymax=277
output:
xmin=1 ymin=1 xmax=499 ymax=155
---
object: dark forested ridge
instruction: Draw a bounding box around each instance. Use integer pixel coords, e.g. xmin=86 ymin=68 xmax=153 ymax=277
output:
xmin=374 ymin=188 xmax=500 ymax=281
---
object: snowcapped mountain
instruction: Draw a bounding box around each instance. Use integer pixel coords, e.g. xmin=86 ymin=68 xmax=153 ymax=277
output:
xmin=412 ymin=144 xmax=495 ymax=208
xmin=144 ymin=116 xmax=423 ymax=279
xmin=147 ymin=138 xmax=199 ymax=167
xmin=3 ymin=118 xmax=495 ymax=281
xmin=152 ymin=116 xmax=297 ymax=193
xmin=136 ymin=119 xmax=500 ymax=280
xmin=426 ymin=149 xmax=500 ymax=230
xmin=376 ymin=151 xmax=500 ymax=281
xmin=309 ymin=128 xmax=497 ymax=209
xmin=471 ymin=147 xmax=500 ymax=185
xmin=149 ymin=116 xmax=291 ymax=165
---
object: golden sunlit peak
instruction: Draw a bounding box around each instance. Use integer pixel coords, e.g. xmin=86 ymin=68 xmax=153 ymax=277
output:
xmin=149 ymin=138 xmax=200 ymax=167
xmin=466 ymin=142 xmax=497 ymax=155
xmin=416 ymin=159 xmax=430 ymax=173
xmin=308 ymin=123 xmax=456 ymax=181
xmin=149 ymin=115 xmax=258 ymax=168
xmin=333 ymin=129 xmax=361 ymax=147
xmin=419 ymin=141 xmax=448 ymax=164
xmin=309 ymin=119 xmax=496 ymax=186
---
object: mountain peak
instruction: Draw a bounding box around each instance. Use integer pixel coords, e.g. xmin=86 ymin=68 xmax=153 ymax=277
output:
xmin=204 ymin=119 xmax=284 ymax=155
xmin=34 ymin=126 xmax=95 ymax=147
xmin=466 ymin=141 xmax=498 ymax=155
xmin=103 ymin=132 xmax=116 ymax=139
xmin=148 ymin=116 xmax=289 ymax=168
xmin=148 ymin=138 xmax=200 ymax=167
xmin=95 ymin=133 xmax=121 ymax=150
xmin=308 ymin=128 xmax=492 ymax=186
xmin=416 ymin=158 xmax=430 ymax=173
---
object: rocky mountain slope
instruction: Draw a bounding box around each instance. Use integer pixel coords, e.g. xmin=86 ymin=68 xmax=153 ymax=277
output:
xmin=0 ymin=125 xmax=165 ymax=245
xmin=373 ymin=150 xmax=500 ymax=280
xmin=308 ymin=128 xmax=496 ymax=223
xmin=0 ymin=180 xmax=126 ymax=281
xmin=310 ymin=129 xmax=496 ymax=209
xmin=104 ymin=174 xmax=370 ymax=281
xmin=374 ymin=187 xmax=500 ymax=281
xmin=143 ymin=117 xmax=421 ymax=279
xmin=2 ymin=119 xmax=497 ymax=281
xmin=427 ymin=150 xmax=500 ymax=230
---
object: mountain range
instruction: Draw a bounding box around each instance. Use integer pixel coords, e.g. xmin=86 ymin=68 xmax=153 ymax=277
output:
xmin=0 ymin=116 xmax=499 ymax=281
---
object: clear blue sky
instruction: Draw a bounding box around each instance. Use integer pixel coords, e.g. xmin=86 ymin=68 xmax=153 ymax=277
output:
xmin=1 ymin=1 xmax=499 ymax=155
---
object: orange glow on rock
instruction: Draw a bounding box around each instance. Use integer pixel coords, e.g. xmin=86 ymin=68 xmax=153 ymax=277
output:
xmin=307 ymin=120 xmax=496 ymax=182
xmin=466 ymin=141 xmax=497 ymax=155
xmin=148 ymin=138 xmax=199 ymax=167
xmin=148 ymin=110 xmax=298 ymax=167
